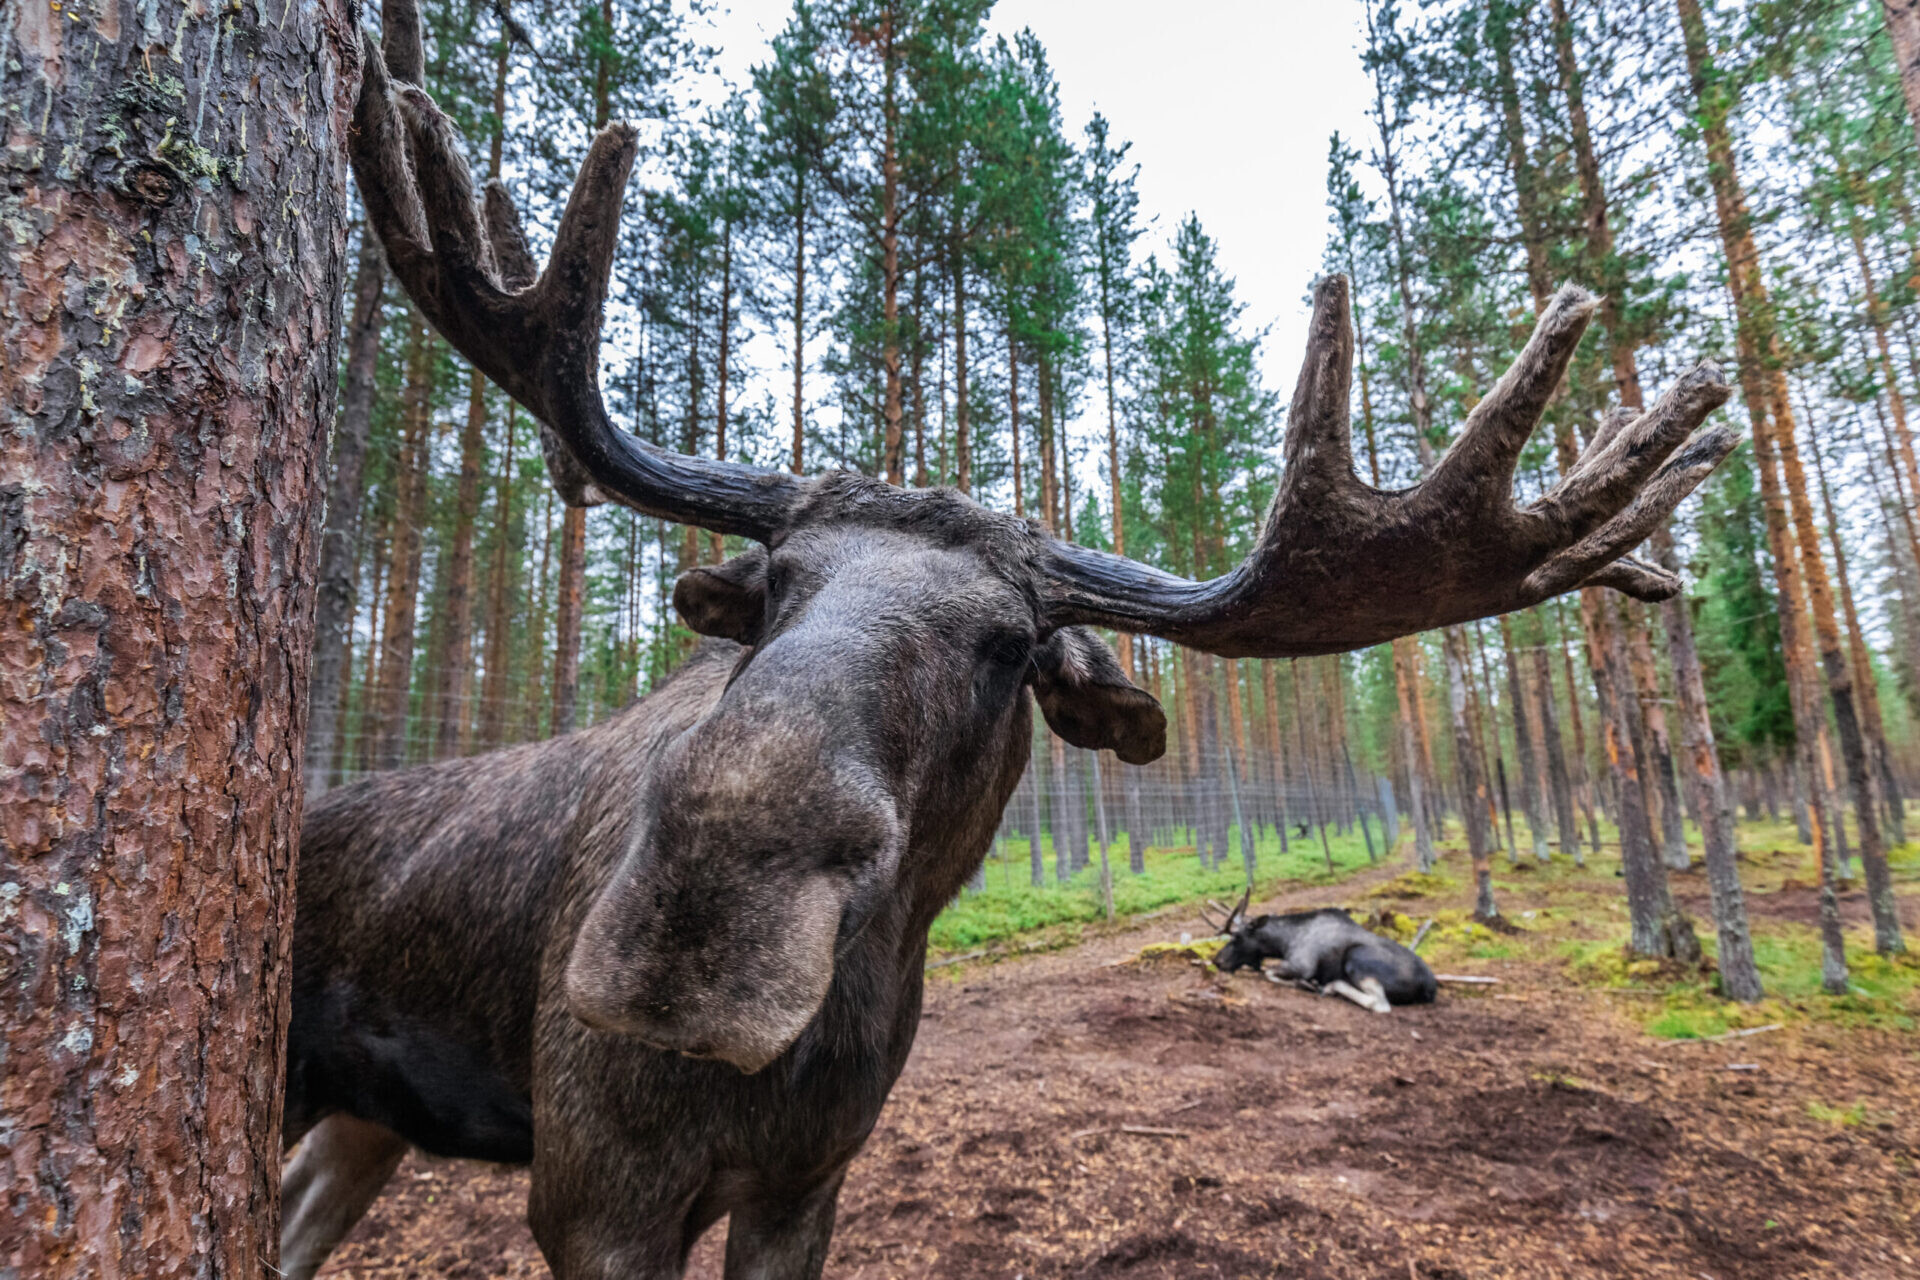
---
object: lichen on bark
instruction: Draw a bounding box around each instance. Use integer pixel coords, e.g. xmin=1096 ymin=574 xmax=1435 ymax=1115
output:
xmin=1 ymin=0 xmax=357 ymax=1273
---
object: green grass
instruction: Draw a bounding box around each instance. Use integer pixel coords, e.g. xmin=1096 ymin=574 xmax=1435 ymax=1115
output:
xmin=1805 ymin=1100 xmax=1871 ymax=1127
xmin=929 ymin=823 xmax=1388 ymax=954
xmin=1560 ymin=915 xmax=1920 ymax=1039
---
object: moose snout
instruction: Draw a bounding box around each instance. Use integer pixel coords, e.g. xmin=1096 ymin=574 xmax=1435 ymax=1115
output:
xmin=564 ymin=751 xmax=901 ymax=1073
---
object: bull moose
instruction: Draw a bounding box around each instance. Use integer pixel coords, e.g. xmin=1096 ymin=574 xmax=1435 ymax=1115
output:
xmin=280 ymin=6 xmax=1736 ymax=1276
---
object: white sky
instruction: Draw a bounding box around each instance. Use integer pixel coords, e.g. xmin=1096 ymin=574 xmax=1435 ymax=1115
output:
xmin=698 ymin=0 xmax=1377 ymax=469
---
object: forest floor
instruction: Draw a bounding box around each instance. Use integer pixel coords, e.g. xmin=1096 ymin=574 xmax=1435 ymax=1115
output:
xmin=320 ymin=826 xmax=1920 ymax=1280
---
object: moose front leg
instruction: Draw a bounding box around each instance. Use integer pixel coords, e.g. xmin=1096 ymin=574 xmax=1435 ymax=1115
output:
xmin=723 ymin=1175 xmax=847 ymax=1280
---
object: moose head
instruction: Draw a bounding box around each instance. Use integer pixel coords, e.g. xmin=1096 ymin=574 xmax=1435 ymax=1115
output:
xmin=347 ymin=30 xmax=1733 ymax=1070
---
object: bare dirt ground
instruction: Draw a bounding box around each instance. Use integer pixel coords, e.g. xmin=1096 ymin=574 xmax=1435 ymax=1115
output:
xmin=321 ymin=868 xmax=1920 ymax=1280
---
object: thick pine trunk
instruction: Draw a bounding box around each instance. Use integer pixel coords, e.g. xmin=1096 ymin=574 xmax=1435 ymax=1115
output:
xmin=1587 ymin=592 xmax=1700 ymax=961
xmin=0 ymin=1 xmax=354 ymax=1272
xmin=308 ymin=232 xmax=387 ymax=795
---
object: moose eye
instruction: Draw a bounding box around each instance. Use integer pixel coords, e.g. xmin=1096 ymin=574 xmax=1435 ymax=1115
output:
xmin=982 ymin=632 xmax=1031 ymax=670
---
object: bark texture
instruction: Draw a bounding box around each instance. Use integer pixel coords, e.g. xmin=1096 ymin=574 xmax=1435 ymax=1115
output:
xmin=0 ymin=0 xmax=356 ymax=1273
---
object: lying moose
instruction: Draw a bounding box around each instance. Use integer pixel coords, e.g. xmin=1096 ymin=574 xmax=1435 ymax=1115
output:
xmin=280 ymin=5 xmax=1735 ymax=1276
xmin=1205 ymin=892 xmax=1437 ymax=1013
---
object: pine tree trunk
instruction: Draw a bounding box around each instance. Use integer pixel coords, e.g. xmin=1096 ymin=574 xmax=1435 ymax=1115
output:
xmin=1586 ymin=593 xmax=1699 ymax=960
xmin=308 ymin=231 xmax=387 ymax=796
xmin=430 ymin=370 xmax=488 ymax=758
xmin=952 ymin=237 xmax=971 ymax=494
xmin=1103 ymin=302 xmax=1130 ymax=678
xmin=1393 ymin=638 xmax=1436 ymax=869
xmin=1679 ymin=0 xmax=1852 ymax=986
xmin=1556 ymin=600 xmax=1601 ymax=853
xmin=1445 ymin=628 xmax=1499 ymax=918
xmin=373 ymin=316 xmax=435 ymax=772
xmin=523 ymin=490 xmax=556 ymax=743
xmin=793 ymin=177 xmax=808 ymax=475
xmin=1499 ymin=616 xmax=1551 ymax=862
xmin=1262 ymin=660 xmax=1292 ymax=853
xmin=0 ymin=1 xmax=355 ymax=1270
xmin=1532 ymin=632 xmax=1582 ymax=862
xmin=1037 ymin=351 xmax=1058 ymax=531
xmin=1809 ymin=403 xmax=1906 ymax=848
xmin=1627 ymin=605 xmax=1690 ymax=869
xmin=478 ymin=407 xmax=520 ymax=751
xmin=356 ymin=522 xmax=389 ymax=779
xmin=1654 ymin=528 xmax=1763 ymax=999
xmin=425 ymin=37 xmax=511 ymax=762
xmin=1008 ymin=329 xmax=1024 ymax=518
xmin=879 ymin=26 xmax=905 ymax=485
xmin=551 ymin=507 xmax=588 ymax=737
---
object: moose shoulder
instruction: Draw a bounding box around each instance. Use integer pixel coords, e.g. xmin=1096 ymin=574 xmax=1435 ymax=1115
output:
xmin=285 ymin=3 xmax=1738 ymax=1273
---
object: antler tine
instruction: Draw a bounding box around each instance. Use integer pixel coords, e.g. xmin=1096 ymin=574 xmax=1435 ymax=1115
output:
xmin=395 ymin=86 xmax=501 ymax=293
xmin=1533 ymin=364 xmax=1732 ymax=541
xmin=383 ymin=0 xmax=427 ymax=84
xmin=1039 ymin=273 xmax=1735 ymax=659
xmin=351 ymin=34 xmax=431 ymax=270
xmin=1277 ymin=275 xmax=1359 ymax=501
xmin=1523 ymin=425 xmax=1738 ymax=601
xmin=484 ymin=182 xmax=539 ymax=292
xmin=1584 ymin=405 xmax=1639 ymax=463
xmin=1426 ymin=285 xmax=1598 ymax=505
xmin=1224 ymin=887 xmax=1251 ymax=934
xmin=350 ymin=0 xmax=802 ymax=538
xmin=1581 ymin=555 xmax=1675 ymax=600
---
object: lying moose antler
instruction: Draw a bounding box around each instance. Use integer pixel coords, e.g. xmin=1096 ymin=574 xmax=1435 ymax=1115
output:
xmin=348 ymin=17 xmax=1735 ymax=660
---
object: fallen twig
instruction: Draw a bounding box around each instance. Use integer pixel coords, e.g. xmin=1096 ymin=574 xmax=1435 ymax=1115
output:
xmin=926 ymin=949 xmax=988 ymax=970
xmin=1068 ymin=1124 xmax=1191 ymax=1141
xmin=1409 ymin=918 xmax=1436 ymax=952
xmin=1433 ymin=974 xmax=1499 ymax=985
xmin=1656 ymin=1023 xmax=1783 ymax=1047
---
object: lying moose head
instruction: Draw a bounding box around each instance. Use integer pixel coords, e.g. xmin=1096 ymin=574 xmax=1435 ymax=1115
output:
xmin=349 ymin=6 xmax=1732 ymax=1078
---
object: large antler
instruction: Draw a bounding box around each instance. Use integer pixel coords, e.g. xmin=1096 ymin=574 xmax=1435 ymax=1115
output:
xmin=1040 ymin=278 xmax=1736 ymax=657
xmin=349 ymin=1 xmax=799 ymax=535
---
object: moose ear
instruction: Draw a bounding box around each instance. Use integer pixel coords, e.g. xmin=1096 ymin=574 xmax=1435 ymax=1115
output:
xmin=674 ymin=546 xmax=768 ymax=645
xmin=1030 ymin=627 xmax=1167 ymax=765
